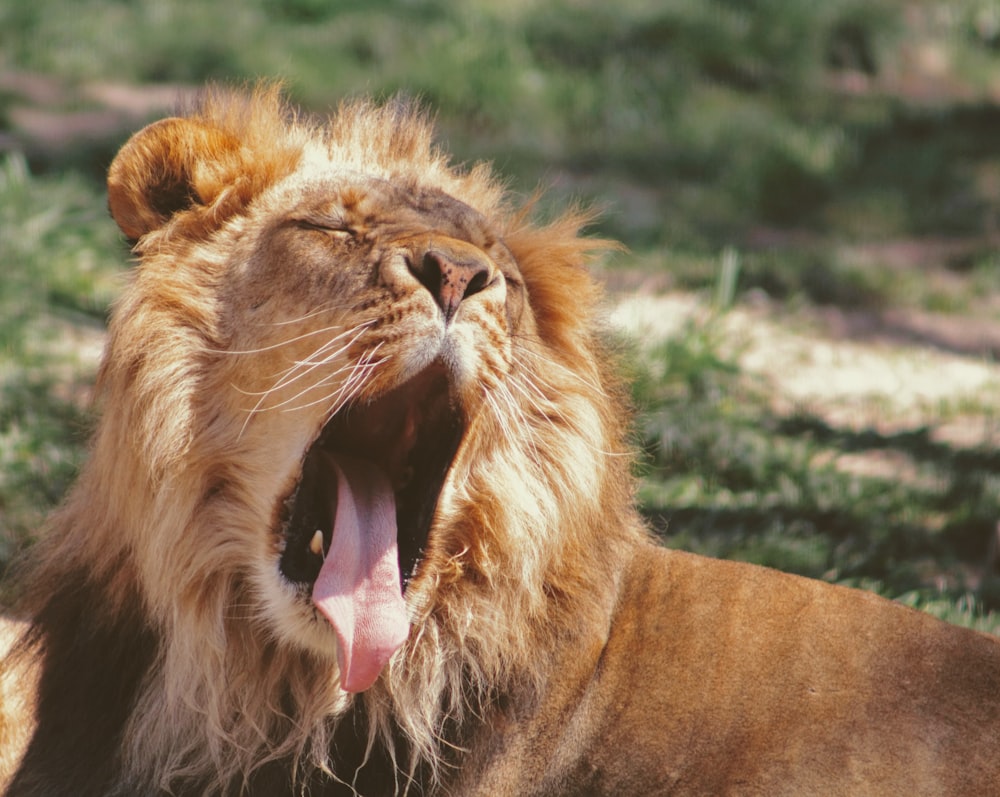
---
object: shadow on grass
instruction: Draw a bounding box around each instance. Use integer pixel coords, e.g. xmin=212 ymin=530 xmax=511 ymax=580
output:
xmin=777 ymin=414 xmax=1000 ymax=475
xmin=641 ymin=405 xmax=1000 ymax=612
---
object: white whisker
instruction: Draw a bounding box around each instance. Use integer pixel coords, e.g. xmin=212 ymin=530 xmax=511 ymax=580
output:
xmin=516 ymin=345 xmax=608 ymax=398
xmin=234 ymin=323 xmax=377 ymax=439
xmin=205 ymin=319 xmax=373 ymax=357
xmin=482 ymin=383 xmax=543 ymax=469
xmin=244 ymin=323 xmax=373 ymax=398
xmin=269 ymin=304 xmax=340 ymax=327
xmin=253 ymin=361 xmax=356 ymax=413
xmin=506 ymin=371 xmax=630 ymax=459
xmin=279 ymin=352 xmax=389 ymax=416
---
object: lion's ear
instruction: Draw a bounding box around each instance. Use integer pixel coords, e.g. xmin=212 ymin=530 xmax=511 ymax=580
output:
xmin=107 ymin=117 xmax=243 ymax=241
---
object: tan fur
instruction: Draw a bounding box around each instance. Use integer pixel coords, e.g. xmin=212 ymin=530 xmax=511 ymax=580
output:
xmin=2 ymin=85 xmax=999 ymax=796
xmin=0 ymin=618 xmax=33 ymax=792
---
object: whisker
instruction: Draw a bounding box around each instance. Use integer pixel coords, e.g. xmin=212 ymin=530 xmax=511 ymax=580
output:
xmin=481 ymin=385 xmax=543 ymax=469
xmin=279 ymin=352 xmax=389 ymax=416
xmin=270 ymin=342 xmax=388 ymax=420
xmin=237 ymin=323 xmax=373 ymax=398
xmin=204 ymin=319 xmax=373 ymax=357
xmin=235 ymin=323 xmax=375 ymax=435
xmin=252 ymin=361 xmax=357 ymax=413
xmin=506 ymin=372 xmax=631 ymax=459
xmin=268 ymin=323 xmax=375 ymax=390
xmin=269 ymin=304 xmax=340 ymax=327
xmin=507 ymin=371 xmax=571 ymax=427
xmin=515 ymin=345 xmax=608 ymax=398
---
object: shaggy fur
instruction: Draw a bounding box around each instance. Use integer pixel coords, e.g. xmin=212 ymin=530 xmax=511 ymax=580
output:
xmin=2 ymin=85 xmax=1000 ymax=796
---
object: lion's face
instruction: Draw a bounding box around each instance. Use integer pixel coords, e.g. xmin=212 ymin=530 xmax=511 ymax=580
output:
xmin=225 ymin=178 xmax=530 ymax=686
xmin=103 ymin=91 xmax=548 ymax=694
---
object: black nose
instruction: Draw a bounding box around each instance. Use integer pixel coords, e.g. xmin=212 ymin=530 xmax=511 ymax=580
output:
xmin=410 ymin=248 xmax=493 ymax=322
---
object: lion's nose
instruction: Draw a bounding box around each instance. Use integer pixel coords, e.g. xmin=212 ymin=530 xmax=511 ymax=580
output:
xmin=410 ymin=247 xmax=494 ymax=323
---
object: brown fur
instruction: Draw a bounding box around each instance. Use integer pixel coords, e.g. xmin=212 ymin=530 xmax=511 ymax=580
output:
xmin=2 ymin=84 xmax=1000 ymax=796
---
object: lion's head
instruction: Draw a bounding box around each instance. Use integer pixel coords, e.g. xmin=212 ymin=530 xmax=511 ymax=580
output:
xmin=11 ymin=85 xmax=636 ymax=793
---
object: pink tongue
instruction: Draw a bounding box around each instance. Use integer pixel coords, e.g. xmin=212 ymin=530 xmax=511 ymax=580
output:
xmin=311 ymin=452 xmax=410 ymax=693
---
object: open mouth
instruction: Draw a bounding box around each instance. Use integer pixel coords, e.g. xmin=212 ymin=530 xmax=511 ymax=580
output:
xmin=277 ymin=362 xmax=464 ymax=594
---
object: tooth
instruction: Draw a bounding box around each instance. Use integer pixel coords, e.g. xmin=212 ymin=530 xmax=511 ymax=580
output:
xmin=309 ymin=530 xmax=325 ymax=558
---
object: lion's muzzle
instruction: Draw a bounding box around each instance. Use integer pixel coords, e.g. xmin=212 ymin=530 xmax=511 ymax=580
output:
xmin=408 ymin=238 xmax=498 ymax=324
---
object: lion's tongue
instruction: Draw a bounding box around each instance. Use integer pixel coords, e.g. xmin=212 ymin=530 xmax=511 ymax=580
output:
xmin=311 ymin=452 xmax=409 ymax=693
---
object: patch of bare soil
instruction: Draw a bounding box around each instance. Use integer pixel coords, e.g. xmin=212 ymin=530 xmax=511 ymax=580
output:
xmin=609 ymin=291 xmax=1000 ymax=451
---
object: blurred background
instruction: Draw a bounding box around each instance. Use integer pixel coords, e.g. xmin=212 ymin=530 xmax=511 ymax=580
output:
xmin=2 ymin=0 xmax=1000 ymax=628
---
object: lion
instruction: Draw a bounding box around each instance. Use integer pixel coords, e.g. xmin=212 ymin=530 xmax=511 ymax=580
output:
xmin=2 ymin=84 xmax=1000 ymax=796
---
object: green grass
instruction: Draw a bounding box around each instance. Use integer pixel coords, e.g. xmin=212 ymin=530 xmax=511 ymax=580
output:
xmin=0 ymin=155 xmax=120 ymax=564
xmin=3 ymin=0 xmax=1000 ymax=631
xmin=6 ymin=0 xmax=997 ymax=248
xmin=630 ymin=301 xmax=1000 ymax=632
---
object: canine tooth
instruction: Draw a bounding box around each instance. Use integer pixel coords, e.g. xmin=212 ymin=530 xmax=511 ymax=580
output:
xmin=309 ymin=530 xmax=325 ymax=558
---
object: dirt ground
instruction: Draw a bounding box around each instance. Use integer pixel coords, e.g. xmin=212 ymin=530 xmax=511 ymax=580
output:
xmin=609 ymin=289 xmax=1000 ymax=458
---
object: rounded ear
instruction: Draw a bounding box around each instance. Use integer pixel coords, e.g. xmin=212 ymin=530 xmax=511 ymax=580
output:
xmin=107 ymin=117 xmax=241 ymax=241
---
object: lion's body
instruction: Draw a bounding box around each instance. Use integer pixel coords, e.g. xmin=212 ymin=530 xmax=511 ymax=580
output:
xmin=452 ymin=546 xmax=1000 ymax=796
xmin=2 ymin=86 xmax=999 ymax=796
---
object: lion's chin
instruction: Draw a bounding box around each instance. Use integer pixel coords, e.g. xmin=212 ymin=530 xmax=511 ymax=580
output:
xmin=275 ymin=362 xmax=464 ymax=631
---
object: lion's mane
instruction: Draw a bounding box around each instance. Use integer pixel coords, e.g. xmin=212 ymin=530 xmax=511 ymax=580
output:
xmin=7 ymin=85 xmax=636 ymax=794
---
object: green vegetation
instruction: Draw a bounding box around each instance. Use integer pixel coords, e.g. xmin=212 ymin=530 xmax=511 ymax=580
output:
xmin=631 ymin=303 xmax=1000 ymax=630
xmin=0 ymin=155 xmax=118 ymax=565
xmin=3 ymin=0 xmax=1000 ymax=629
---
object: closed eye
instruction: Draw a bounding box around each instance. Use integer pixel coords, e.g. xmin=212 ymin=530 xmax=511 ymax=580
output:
xmin=295 ymin=219 xmax=354 ymax=238
xmin=503 ymin=271 xmax=523 ymax=291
